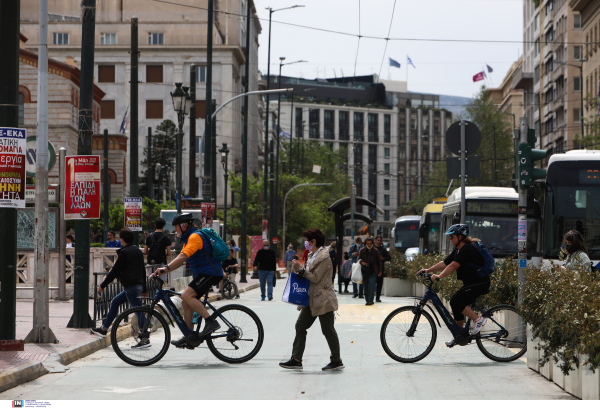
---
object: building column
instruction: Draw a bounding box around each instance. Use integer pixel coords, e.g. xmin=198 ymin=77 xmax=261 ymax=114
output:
xmin=428 ymin=109 xmax=434 ymax=175
xmin=405 ymin=108 xmax=411 ymax=202
xmin=440 ymin=110 xmax=446 ymax=159
xmin=417 ymin=109 xmax=422 ymax=194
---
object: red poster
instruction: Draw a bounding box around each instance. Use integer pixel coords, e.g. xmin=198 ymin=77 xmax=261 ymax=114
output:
xmin=201 ymin=202 xmax=216 ymax=228
xmin=64 ymin=155 xmax=101 ymax=220
xmin=0 ymin=127 xmax=26 ymax=208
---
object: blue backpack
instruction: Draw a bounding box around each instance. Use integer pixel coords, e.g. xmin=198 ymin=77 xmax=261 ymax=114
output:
xmin=465 ymin=241 xmax=496 ymax=277
xmin=199 ymin=228 xmax=230 ymax=262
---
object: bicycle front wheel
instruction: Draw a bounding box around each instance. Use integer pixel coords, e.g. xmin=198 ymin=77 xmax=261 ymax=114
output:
xmin=207 ymin=304 xmax=264 ymax=364
xmin=380 ymin=306 xmax=437 ymax=363
xmin=110 ymin=306 xmax=171 ymax=367
xmin=221 ymin=281 xmax=238 ymax=300
xmin=476 ymin=304 xmax=527 ymax=362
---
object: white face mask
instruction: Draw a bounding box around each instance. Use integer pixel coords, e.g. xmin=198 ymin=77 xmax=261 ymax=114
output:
xmin=263 ymin=245 xmax=269 ymax=250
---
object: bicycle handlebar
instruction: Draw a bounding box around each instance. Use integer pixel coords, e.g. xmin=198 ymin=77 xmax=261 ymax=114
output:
xmin=417 ymin=270 xmax=439 ymax=282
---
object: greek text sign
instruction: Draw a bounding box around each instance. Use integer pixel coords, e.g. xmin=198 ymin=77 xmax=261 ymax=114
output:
xmin=64 ymin=155 xmax=101 ymax=220
xmin=518 ymin=220 xmax=527 ymax=242
xmin=0 ymin=127 xmax=27 ymax=208
xmin=124 ymin=198 xmax=143 ymax=231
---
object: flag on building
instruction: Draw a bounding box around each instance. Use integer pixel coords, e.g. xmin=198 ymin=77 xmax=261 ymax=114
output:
xmin=486 ymin=64 xmax=494 ymax=73
xmin=473 ymin=71 xmax=485 ymax=82
xmin=279 ymin=131 xmax=291 ymax=139
xmin=389 ymin=57 xmax=401 ymax=68
xmin=119 ymin=106 xmax=129 ymax=134
xmin=407 ymin=56 xmax=416 ymax=68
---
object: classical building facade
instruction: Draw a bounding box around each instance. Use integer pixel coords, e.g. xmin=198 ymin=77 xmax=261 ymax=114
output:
xmin=20 ymin=0 xmax=262 ymax=209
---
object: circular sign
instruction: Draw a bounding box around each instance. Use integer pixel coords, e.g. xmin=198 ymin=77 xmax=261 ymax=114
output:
xmin=272 ymin=237 xmax=279 ymax=245
xmin=445 ymin=120 xmax=481 ymax=156
xmin=25 ymin=137 xmax=56 ymax=177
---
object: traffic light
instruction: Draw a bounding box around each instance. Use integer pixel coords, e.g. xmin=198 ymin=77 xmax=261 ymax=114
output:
xmin=518 ymin=128 xmax=547 ymax=187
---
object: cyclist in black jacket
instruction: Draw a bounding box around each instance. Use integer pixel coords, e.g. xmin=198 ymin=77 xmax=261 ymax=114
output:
xmin=419 ymin=224 xmax=490 ymax=348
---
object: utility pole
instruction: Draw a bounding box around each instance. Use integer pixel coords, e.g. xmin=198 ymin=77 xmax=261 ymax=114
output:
xmin=203 ymin=0 xmax=214 ymax=203
xmin=0 ymin=0 xmax=20 ymax=344
xmin=103 ymin=129 xmax=110 ymax=240
xmin=263 ymin=10 xmax=273 ymax=237
xmin=289 ymin=91 xmax=294 ymax=173
xmin=493 ymin=124 xmax=497 ymax=187
xmin=460 ymin=119 xmax=466 ymax=224
xmin=130 ymin=16 xmax=139 ymax=243
xmin=190 ymin=64 xmax=197 ymax=197
xmin=57 ymin=148 xmax=67 ymax=300
xmin=68 ymin=0 xmax=96 ymax=328
xmin=269 ymin=139 xmax=275 ymax=249
xmin=240 ymin=0 xmax=251 ymax=283
xmin=147 ymin=127 xmax=153 ymax=201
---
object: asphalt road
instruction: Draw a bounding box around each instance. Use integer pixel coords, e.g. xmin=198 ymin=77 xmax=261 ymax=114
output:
xmin=1 ymin=277 xmax=574 ymax=400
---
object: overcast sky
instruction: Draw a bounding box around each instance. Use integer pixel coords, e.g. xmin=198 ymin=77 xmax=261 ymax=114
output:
xmin=254 ymin=0 xmax=523 ymax=98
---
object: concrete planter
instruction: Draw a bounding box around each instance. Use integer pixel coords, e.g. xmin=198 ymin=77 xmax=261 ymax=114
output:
xmin=582 ymin=355 xmax=600 ymax=400
xmin=413 ymin=282 xmax=425 ymax=298
xmin=538 ymin=344 xmax=553 ymax=380
xmin=527 ymin=324 xmax=540 ymax=372
xmin=553 ymin=351 xmax=566 ymax=390
xmin=383 ymin=278 xmax=413 ymax=297
xmin=564 ymin=359 xmax=583 ymax=399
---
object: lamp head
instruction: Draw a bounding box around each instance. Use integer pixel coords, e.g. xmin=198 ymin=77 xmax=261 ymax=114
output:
xmin=170 ymin=82 xmax=185 ymax=113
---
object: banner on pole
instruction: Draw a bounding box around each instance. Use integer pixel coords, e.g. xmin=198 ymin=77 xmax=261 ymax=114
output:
xmin=0 ymin=127 xmax=27 ymax=208
xmin=64 ymin=155 xmax=101 ymax=219
xmin=124 ymin=197 xmax=143 ymax=231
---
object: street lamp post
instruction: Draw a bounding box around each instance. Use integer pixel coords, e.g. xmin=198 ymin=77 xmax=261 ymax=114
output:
xmin=170 ymin=82 xmax=191 ymax=213
xmin=219 ymin=143 xmax=230 ymax=238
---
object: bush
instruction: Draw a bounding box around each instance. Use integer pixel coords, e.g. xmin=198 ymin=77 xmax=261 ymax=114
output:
xmin=90 ymin=243 xmax=105 ymax=248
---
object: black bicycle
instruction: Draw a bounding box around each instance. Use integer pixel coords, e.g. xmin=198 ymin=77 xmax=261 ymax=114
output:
xmin=220 ymin=271 xmax=239 ymax=300
xmin=110 ymin=276 xmax=264 ymax=366
xmin=380 ymin=272 xmax=527 ymax=363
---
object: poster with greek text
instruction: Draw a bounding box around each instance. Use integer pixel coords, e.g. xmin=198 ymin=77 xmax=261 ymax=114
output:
xmin=124 ymin=197 xmax=143 ymax=231
xmin=0 ymin=127 xmax=26 ymax=208
xmin=64 ymin=155 xmax=101 ymax=219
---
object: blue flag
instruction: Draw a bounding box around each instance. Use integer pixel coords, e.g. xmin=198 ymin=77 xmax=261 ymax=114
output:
xmin=389 ymin=57 xmax=401 ymax=68
xmin=486 ymin=64 xmax=494 ymax=73
xmin=407 ymin=56 xmax=416 ymax=68
xmin=119 ymin=106 xmax=129 ymax=134
xmin=279 ymin=131 xmax=291 ymax=139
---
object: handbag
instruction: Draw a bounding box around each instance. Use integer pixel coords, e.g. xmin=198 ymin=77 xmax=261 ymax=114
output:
xmin=281 ymin=272 xmax=309 ymax=306
xmin=351 ymin=261 xmax=363 ymax=284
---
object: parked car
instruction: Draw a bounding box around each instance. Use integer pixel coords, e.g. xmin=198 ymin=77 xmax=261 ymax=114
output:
xmin=405 ymin=247 xmax=419 ymax=262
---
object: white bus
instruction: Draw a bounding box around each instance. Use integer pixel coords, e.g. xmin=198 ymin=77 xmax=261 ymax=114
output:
xmin=391 ymin=215 xmax=421 ymax=254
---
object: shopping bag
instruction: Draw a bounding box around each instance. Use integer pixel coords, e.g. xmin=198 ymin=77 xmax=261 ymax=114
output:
xmin=351 ymin=261 xmax=363 ymax=284
xmin=281 ymin=272 xmax=310 ymax=306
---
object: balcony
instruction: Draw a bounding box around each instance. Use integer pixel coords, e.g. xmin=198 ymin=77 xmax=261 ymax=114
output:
xmin=542 ymin=75 xmax=550 ymax=89
xmin=543 ymin=104 xmax=550 ymax=117
xmin=512 ymin=65 xmax=533 ymax=90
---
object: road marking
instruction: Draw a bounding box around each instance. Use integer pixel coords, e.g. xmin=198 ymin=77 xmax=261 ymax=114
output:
xmin=94 ymin=386 xmax=165 ymax=394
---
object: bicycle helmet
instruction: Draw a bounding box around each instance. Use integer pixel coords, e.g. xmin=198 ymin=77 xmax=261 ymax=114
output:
xmin=445 ymin=223 xmax=469 ymax=237
xmin=172 ymin=213 xmax=196 ymax=226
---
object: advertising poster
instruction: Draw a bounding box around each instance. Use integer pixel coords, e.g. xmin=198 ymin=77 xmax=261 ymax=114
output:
xmin=124 ymin=198 xmax=143 ymax=231
xmin=64 ymin=155 xmax=101 ymax=219
xmin=201 ymin=202 xmax=215 ymax=228
xmin=0 ymin=127 xmax=27 ymax=208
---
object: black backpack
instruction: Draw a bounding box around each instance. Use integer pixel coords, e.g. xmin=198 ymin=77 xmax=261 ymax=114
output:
xmin=147 ymin=233 xmax=168 ymax=264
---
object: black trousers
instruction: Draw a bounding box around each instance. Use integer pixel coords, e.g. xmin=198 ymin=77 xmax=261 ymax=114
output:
xmin=375 ymin=274 xmax=384 ymax=300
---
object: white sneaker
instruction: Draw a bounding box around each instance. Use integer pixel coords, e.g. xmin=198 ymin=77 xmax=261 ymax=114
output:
xmin=471 ymin=317 xmax=487 ymax=335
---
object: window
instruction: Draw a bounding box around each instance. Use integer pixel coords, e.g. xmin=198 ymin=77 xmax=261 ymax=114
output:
xmin=574 ymin=108 xmax=581 ymax=123
xmin=324 ymin=110 xmax=334 ymax=124
xmin=98 ymin=65 xmax=115 ymax=83
xmin=384 ymin=131 xmax=391 ymax=143
xmin=18 ymin=93 xmax=24 ymax=126
xmin=574 ymin=14 xmax=582 ymax=29
xmin=368 ymin=163 xmax=375 ymax=170
xmin=574 ymin=77 xmax=582 ymax=92
xmin=101 ymin=100 xmax=116 ymax=119
xmin=146 ymin=65 xmax=163 ymax=83
xmin=369 ymin=193 xmax=375 ymax=202
xmin=384 ymin=211 xmax=390 ymax=222
xmin=384 ymin=179 xmax=390 ymax=190
xmin=146 ymin=100 xmax=163 ymax=119
xmin=368 ymin=130 xmax=377 ymax=142
xmin=545 ymin=28 xmax=554 ymax=45
xmin=368 ymin=145 xmax=376 ymax=155
xmin=384 ymin=114 xmax=390 ymax=127
xmin=384 ymin=148 xmax=390 ymax=159
xmin=383 ymin=227 xmax=389 ymax=238
xmin=148 ymin=33 xmax=164 ymax=45
xmin=574 ymin=46 xmax=583 ymax=60
xmin=384 ymin=163 xmax=390 ymax=174
xmin=196 ymin=66 xmax=206 ymax=83
xmin=324 ymin=128 xmax=334 ymax=140
xmin=354 ymin=176 xmax=361 ymax=185
xmin=384 ymin=195 xmax=390 ymax=206
xmin=100 ymin=33 xmax=117 ymax=45
xmin=53 ymin=32 xmax=69 ymax=45
xmin=534 ymin=39 xmax=539 ymax=56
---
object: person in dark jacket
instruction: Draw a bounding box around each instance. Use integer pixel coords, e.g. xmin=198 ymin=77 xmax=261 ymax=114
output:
xmin=374 ymin=236 xmax=391 ymax=302
xmin=91 ymin=228 xmax=148 ymax=348
xmin=358 ymin=237 xmax=382 ymax=306
xmin=253 ymin=239 xmax=277 ymax=301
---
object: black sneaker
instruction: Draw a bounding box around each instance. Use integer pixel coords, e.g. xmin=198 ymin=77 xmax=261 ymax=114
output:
xmin=358 ymin=295 xmax=364 ymax=299
xmin=171 ymin=336 xmax=188 ymax=348
xmin=235 ymin=295 xmax=240 ymax=299
xmin=279 ymin=358 xmax=303 ymax=370
xmin=198 ymin=319 xmax=221 ymax=338
xmin=131 ymin=338 xmax=151 ymax=349
xmin=90 ymin=327 xmax=108 ymax=337
xmin=322 ymin=361 xmax=345 ymax=371
xmin=376 ymin=298 xmax=382 ymax=303
xmin=352 ymin=294 xmax=358 ymax=298
xmin=268 ymin=297 xmax=273 ymax=301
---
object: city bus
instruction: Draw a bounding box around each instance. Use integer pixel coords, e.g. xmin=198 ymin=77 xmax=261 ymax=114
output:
xmin=543 ymin=150 xmax=600 ymax=265
xmin=439 ymin=187 xmax=541 ymax=258
xmin=391 ymin=215 xmax=421 ymax=254
xmin=418 ymin=197 xmax=447 ymax=255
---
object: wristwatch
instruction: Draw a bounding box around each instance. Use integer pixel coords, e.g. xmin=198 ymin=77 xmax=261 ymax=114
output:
xmin=165 ymin=264 xmax=171 ymax=271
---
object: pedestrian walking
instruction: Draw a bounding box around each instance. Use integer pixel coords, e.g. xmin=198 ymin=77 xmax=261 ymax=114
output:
xmin=284 ymin=244 xmax=296 ymax=276
xmin=253 ymin=239 xmax=277 ymax=301
xmin=374 ymin=236 xmax=391 ymax=302
xmin=341 ymin=253 xmax=352 ymax=293
xmin=329 ymin=241 xmax=337 ymax=289
xmin=104 ymin=231 xmax=122 ymax=249
xmin=350 ymin=237 xmax=364 ymax=298
xmin=279 ymin=228 xmax=344 ymax=371
xmin=144 ymin=217 xmax=172 ymax=270
xmin=91 ymin=228 xmax=148 ymax=348
xmin=358 ymin=237 xmax=382 ymax=306
xmin=561 ymin=230 xmax=593 ymax=275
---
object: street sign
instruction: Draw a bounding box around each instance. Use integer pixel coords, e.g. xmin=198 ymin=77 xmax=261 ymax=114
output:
xmin=445 ymin=120 xmax=481 ymax=156
xmin=25 ymin=136 xmax=56 ymax=177
xmin=25 ymin=185 xmax=57 ymax=203
xmin=124 ymin=198 xmax=143 ymax=231
xmin=181 ymin=198 xmax=203 ymax=209
xmin=446 ymin=156 xmax=481 ymax=179
xmin=272 ymin=237 xmax=279 ymax=245
xmin=64 ymin=155 xmax=101 ymax=220
xmin=0 ymin=127 xmax=27 ymax=208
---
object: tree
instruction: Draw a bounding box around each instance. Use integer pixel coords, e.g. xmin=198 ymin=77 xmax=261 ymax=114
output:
xmin=139 ymin=120 xmax=181 ymax=198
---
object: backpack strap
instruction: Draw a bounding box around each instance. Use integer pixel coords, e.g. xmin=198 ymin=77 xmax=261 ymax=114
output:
xmin=196 ymin=230 xmax=221 ymax=275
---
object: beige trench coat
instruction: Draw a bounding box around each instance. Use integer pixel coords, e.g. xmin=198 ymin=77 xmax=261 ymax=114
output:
xmin=297 ymin=246 xmax=338 ymax=317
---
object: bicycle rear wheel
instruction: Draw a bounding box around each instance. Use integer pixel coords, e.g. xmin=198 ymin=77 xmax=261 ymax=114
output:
xmin=476 ymin=304 xmax=527 ymax=362
xmin=207 ymin=304 xmax=264 ymax=364
xmin=380 ymin=306 xmax=437 ymax=363
xmin=221 ymin=281 xmax=238 ymax=300
xmin=111 ymin=306 xmax=171 ymax=367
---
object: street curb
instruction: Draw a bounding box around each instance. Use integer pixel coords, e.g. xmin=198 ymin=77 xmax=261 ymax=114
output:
xmin=0 ymin=284 xmax=262 ymax=393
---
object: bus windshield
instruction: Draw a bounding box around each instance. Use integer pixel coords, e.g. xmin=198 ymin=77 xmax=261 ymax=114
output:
xmin=544 ymin=160 xmax=600 ymax=259
xmin=394 ymin=220 xmax=420 ymax=252
xmin=466 ymin=215 xmax=539 ymax=257
xmin=422 ymin=213 xmax=441 ymax=254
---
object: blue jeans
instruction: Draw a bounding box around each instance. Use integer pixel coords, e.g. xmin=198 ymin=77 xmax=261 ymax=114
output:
xmin=363 ymin=273 xmax=377 ymax=303
xmin=258 ymin=270 xmax=274 ymax=298
xmin=102 ymin=284 xmax=144 ymax=329
xmin=352 ymin=282 xmax=363 ymax=296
